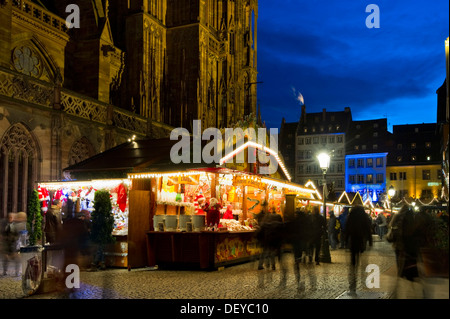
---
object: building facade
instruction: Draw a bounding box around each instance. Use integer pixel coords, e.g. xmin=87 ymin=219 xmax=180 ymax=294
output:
xmin=294 ymin=106 xmax=352 ymax=193
xmin=344 ymin=118 xmax=392 ymax=202
xmin=386 ymin=123 xmax=442 ymax=202
xmin=0 ymin=0 xmax=258 ymax=218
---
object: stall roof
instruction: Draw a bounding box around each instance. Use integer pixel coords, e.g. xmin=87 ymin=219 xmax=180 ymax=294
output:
xmin=65 ymin=137 xmax=293 ymax=181
xmin=63 ymin=138 xmax=217 ymax=179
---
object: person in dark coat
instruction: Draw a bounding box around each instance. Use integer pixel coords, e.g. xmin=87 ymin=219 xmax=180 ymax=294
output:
xmin=388 ymin=204 xmax=419 ymax=282
xmin=308 ymin=206 xmax=327 ymax=265
xmin=338 ymin=207 xmax=349 ymax=249
xmin=345 ymin=205 xmax=373 ymax=295
xmin=328 ymin=210 xmax=338 ymax=250
xmin=45 ymin=199 xmax=63 ymax=244
xmin=286 ymin=208 xmax=310 ymax=287
xmin=257 ymin=210 xmax=284 ymax=270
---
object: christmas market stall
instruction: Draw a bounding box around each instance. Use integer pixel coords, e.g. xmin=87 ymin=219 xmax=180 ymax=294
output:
xmin=133 ymin=140 xmax=321 ymax=270
xmin=37 ymin=179 xmax=130 ymax=268
xmin=59 ymin=136 xmax=322 ymax=270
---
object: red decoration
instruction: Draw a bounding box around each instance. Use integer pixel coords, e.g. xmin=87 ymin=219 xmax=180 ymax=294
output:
xmin=116 ymin=183 xmax=127 ymax=212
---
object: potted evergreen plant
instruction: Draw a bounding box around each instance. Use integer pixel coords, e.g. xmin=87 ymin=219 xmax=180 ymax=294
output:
xmin=90 ymin=190 xmax=115 ymax=270
xmin=21 ymin=189 xmax=44 ymax=296
xmin=26 ymin=189 xmax=43 ymax=247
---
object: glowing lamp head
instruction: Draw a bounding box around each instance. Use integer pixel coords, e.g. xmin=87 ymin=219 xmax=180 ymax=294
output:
xmin=388 ymin=185 xmax=396 ymax=198
xmin=317 ymin=152 xmax=331 ymax=170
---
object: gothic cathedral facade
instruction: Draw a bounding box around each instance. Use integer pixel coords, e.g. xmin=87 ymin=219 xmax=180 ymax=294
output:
xmin=0 ymin=0 xmax=258 ymax=217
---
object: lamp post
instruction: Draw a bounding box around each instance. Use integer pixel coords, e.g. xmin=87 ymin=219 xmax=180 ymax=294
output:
xmin=317 ymin=152 xmax=331 ymax=263
xmin=388 ymin=185 xmax=396 ymax=213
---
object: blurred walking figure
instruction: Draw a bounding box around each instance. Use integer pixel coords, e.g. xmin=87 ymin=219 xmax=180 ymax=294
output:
xmin=1 ymin=212 xmax=27 ymax=276
xmin=387 ymin=205 xmax=419 ymax=282
xmin=308 ymin=206 xmax=326 ymax=265
xmin=376 ymin=212 xmax=387 ymax=240
xmin=256 ymin=209 xmax=284 ymax=271
xmin=286 ymin=208 xmax=310 ymax=291
xmin=338 ymin=207 xmax=349 ymax=249
xmin=345 ymin=205 xmax=373 ymax=296
xmin=45 ymin=199 xmax=63 ymax=244
xmin=328 ymin=210 xmax=338 ymax=250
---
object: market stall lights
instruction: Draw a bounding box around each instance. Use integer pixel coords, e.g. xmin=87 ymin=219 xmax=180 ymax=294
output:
xmin=218 ymin=141 xmax=292 ymax=181
xmin=39 ymin=179 xmax=130 ymax=190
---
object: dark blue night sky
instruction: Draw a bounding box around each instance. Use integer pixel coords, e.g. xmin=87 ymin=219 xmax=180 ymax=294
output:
xmin=257 ymin=0 xmax=449 ymax=132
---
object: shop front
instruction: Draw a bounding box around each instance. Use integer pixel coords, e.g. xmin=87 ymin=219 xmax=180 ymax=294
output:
xmin=37 ymin=179 xmax=130 ymax=268
xmin=55 ymin=137 xmax=322 ymax=270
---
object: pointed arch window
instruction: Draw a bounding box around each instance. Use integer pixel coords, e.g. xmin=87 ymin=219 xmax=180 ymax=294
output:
xmin=0 ymin=124 xmax=39 ymax=218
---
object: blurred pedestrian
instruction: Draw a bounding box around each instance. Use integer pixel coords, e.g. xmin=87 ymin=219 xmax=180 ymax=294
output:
xmin=1 ymin=213 xmax=16 ymax=276
xmin=61 ymin=212 xmax=90 ymax=269
xmin=328 ymin=210 xmax=338 ymax=250
xmin=387 ymin=205 xmax=419 ymax=282
xmin=376 ymin=212 xmax=387 ymax=240
xmin=308 ymin=206 xmax=327 ymax=265
xmin=345 ymin=205 xmax=373 ymax=296
xmin=286 ymin=208 xmax=310 ymax=289
xmin=257 ymin=209 xmax=284 ymax=271
xmin=338 ymin=206 xmax=349 ymax=249
xmin=1 ymin=213 xmax=27 ymax=276
xmin=45 ymin=199 xmax=63 ymax=244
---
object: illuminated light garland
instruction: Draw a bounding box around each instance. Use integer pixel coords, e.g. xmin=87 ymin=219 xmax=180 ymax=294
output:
xmin=39 ymin=179 xmax=130 ymax=190
xmin=218 ymin=141 xmax=292 ymax=181
xmin=129 ymin=171 xmax=205 ymax=179
xmin=337 ymin=192 xmax=351 ymax=204
xmin=304 ymin=180 xmax=322 ymax=200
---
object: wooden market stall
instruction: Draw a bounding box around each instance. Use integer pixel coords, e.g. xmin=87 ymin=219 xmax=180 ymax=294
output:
xmin=59 ymin=137 xmax=322 ymax=270
xmin=131 ymin=141 xmax=321 ymax=270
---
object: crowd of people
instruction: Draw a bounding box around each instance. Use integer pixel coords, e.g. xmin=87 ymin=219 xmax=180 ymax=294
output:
xmin=253 ymin=203 xmax=449 ymax=296
xmin=0 ymin=199 xmax=93 ymax=277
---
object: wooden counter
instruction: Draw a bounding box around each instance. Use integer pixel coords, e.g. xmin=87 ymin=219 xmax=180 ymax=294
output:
xmin=146 ymin=230 xmax=261 ymax=270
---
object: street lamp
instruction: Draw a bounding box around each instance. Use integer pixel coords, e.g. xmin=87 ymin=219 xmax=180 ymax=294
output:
xmin=388 ymin=185 xmax=396 ymax=213
xmin=317 ymin=152 xmax=331 ymax=263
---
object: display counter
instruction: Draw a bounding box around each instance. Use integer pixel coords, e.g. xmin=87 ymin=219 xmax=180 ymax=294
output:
xmin=146 ymin=230 xmax=261 ymax=270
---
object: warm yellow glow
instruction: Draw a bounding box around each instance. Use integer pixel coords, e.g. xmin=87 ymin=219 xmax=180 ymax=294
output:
xmin=317 ymin=152 xmax=331 ymax=170
xmin=219 ymin=141 xmax=292 ymax=181
xmin=129 ymin=171 xmax=205 ymax=179
xmin=39 ymin=179 xmax=130 ymax=190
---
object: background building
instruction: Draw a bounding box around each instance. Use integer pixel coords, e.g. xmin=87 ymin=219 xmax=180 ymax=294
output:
xmin=294 ymin=106 xmax=352 ymax=193
xmin=386 ymin=123 xmax=442 ymax=202
xmin=344 ymin=118 xmax=392 ymax=202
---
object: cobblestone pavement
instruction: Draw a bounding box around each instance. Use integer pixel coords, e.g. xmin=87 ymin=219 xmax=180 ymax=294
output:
xmin=1 ymin=237 xmax=448 ymax=300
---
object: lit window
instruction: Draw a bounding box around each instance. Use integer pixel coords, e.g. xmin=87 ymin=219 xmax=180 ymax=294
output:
xmin=376 ymin=158 xmax=383 ymax=167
